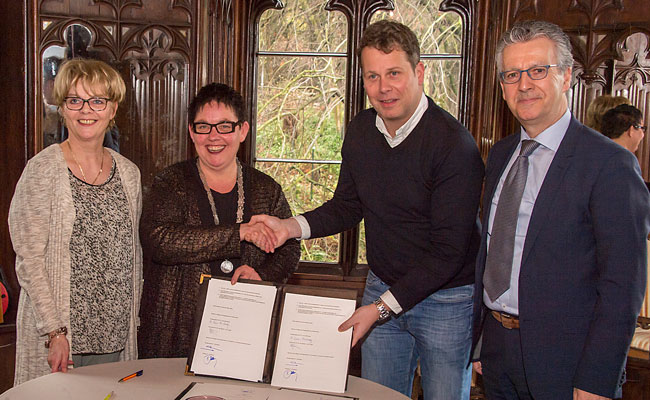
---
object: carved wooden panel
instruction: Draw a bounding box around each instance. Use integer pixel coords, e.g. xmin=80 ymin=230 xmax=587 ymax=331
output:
xmin=613 ymin=32 xmax=650 ymax=179
xmin=35 ymin=0 xmax=198 ymax=185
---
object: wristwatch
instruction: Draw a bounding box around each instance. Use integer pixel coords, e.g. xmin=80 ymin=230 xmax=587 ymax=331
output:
xmin=373 ymin=298 xmax=391 ymax=322
xmin=44 ymin=326 xmax=68 ymax=348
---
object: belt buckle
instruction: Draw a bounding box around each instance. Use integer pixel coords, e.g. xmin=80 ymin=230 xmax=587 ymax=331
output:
xmin=500 ymin=312 xmax=516 ymax=329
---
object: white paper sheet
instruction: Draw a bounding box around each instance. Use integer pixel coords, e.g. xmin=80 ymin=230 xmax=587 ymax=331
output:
xmin=190 ymin=279 xmax=277 ymax=381
xmin=271 ymin=293 xmax=356 ymax=393
xmin=180 ymin=381 xmax=273 ymax=400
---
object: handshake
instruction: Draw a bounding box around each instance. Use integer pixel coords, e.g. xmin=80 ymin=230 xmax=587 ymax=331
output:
xmin=239 ymin=215 xmax=302 ymax=253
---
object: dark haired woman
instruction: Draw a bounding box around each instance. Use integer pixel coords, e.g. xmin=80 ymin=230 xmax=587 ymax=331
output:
xmin=138 ymin=83 xmax=300 ymax=358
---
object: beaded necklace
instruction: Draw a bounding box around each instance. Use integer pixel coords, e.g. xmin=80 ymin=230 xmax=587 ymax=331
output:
xmin=196 ymin=158 xmax=244 ymax=274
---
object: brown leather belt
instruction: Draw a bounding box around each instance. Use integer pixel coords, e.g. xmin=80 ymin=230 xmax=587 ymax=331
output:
xmin=491 ymin=310 xmax=520 ymax=329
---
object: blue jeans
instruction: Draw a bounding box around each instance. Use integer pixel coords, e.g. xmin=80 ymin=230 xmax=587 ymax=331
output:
xmin=361 ymin=270 xmax=473 ymax=400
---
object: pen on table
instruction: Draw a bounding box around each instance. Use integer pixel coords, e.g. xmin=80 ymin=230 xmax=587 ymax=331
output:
xmin=117 ymin=369 xmax=143 ymax=382
xmin=103 ymin=391 xmax=114 ymax=400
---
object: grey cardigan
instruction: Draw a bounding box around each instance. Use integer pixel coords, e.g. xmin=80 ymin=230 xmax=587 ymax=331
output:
xmin=8 ymin=144 xmax=143 ymax=385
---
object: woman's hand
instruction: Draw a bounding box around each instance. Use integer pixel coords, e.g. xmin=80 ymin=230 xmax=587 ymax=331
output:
xmin=239 ymin=221 xmax=277 ymax=253
xmin=231 ymin=264 xmax=262 ymax=284
xmin=47 ymin=334 xmax=72 ymax=373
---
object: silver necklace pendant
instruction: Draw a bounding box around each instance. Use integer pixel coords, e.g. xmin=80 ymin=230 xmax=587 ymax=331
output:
xmin=220 ymin=259 xmax=234 ymax=274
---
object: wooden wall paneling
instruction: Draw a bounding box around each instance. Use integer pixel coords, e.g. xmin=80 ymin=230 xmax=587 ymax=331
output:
xmin=212 ymin=0 xmax=236 ymax=86
xmin=0 ymin=326 xmax=17 ymax=393
xmin=218 ymin=0 xmax=257 ymax=165
xmin=468 ymin=0 xmax=520 ymax=159
xmin=0 ymin=0 xmax=26 ymax=392
xmin=121 ymin=22 xmax=192 ymax=185
xmin=36 ymin=0 xmax=198 ymax=186
xmin=612 ymin=31 xmax=650 ymax=180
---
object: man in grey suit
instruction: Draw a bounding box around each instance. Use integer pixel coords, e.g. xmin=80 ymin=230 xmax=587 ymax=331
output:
xmin=471 ymin=20 xmax=650 ymax=400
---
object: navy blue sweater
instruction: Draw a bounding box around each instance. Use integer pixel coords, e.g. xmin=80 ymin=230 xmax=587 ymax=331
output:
xmin=304 ymin=97 xmax=484 ymax=311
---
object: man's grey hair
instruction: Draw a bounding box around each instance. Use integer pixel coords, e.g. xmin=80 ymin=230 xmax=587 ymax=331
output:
xmin=495 ymin=20 xmax=574 ymax=74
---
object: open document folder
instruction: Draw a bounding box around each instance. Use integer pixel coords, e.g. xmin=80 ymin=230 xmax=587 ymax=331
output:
xmin=186 ymin=276 xmax=357 ymax=393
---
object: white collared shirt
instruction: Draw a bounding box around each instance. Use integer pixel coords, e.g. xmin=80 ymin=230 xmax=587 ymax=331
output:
xmin=375 ymin=92 xmax=429 ymax=147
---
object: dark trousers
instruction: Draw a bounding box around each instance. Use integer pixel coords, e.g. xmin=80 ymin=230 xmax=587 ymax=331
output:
xmin=481 ymin=313 xmax=545 ymax=400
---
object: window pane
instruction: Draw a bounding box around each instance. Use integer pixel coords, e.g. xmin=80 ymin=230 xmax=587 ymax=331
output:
xmin=423 ymin=59 xmax=460 ymax=117
xmin=257 ymin=4 xmax=349 ymax=265
xmin=371 ymin=1 xmax=463 ymax=55
xmin=256 ymin=161 xmax=341 ymax=263
xmin=256 ymin=56 xmax=345 ymax=161
xmin=358 ymin=219 xmax=367 ymax=265
xmin=259 ymin=2 xmax=347 ymax=53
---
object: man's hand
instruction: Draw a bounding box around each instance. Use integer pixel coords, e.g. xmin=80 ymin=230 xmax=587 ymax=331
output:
xmin=231 ymin=264 xmax=262 ymax=284
xmin=248 ymin=215 xmax=301 ymax=250
xmin=239 ymin=220 xmax=277 ymax=253
xmin=338 ymin=304 xmax=381 ymax=347
xmin=47 ymin=334 xmax=72 ymax=373
xmin=573 ymin=388 xmax=610 ymax=400
xmin=472 ymin=361 xmax=482 ymax=375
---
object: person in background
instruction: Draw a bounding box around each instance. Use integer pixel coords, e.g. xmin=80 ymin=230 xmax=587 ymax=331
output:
xmin=137 ymin=83 xmax=300 ymax=358
xmin=584 ymin=95 xmax=630 ymax=133
xmin=250 ymin=20 xmax=484 ymax=400
xmin=42 ymin=56 xmax=64 ymax=148
xmin=600 ymin=103 xmax=646 ymax=153
xmin=9 ymin=58 xmax=142 ymax=385
xmin=471 ymin=20 xmax=649 ymax=399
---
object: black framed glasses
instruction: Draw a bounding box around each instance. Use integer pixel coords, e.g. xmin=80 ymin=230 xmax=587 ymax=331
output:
xmin=63 ymin=96 xmax=110 ymax=111
xmin=192 ymin=121 xmax=242 ymax=134
xmin=634 ymin=124 xmax=647 ymax=133
xmin=499 ymin=64 xmax=560 ymax=84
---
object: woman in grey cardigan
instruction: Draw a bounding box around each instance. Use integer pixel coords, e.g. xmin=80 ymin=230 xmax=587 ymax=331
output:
xmin=8 ymin=59 xmax=142 ymax=385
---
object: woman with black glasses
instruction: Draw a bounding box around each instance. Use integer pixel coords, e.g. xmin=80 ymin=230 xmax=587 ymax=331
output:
xmin=137 ymin=83 xmax=299 ymax=358
xmin=9 ymin=59 xmax=142 ymax=384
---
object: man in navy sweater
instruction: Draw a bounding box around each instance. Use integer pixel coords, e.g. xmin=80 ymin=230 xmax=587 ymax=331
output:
xmin=251 ymin=20 xmax=484 ymax=399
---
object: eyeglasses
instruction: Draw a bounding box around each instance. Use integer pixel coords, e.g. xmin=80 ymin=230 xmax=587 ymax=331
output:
xmin=64 ymin=96 xmax=110 ymax=111
xmin=499 ymin=65 xmax=560 ymax=84
xmin=192 ymin=121 xmax=242 ymax=134
xmin=634 ymin=124 xmax=647 ymax=133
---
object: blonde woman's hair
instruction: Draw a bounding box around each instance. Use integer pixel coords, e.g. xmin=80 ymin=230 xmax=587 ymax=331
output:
xmin=52 ymin=58 xmax=126 ymax=106
xmin=585 ymin=95 xmax=630 ymax=132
